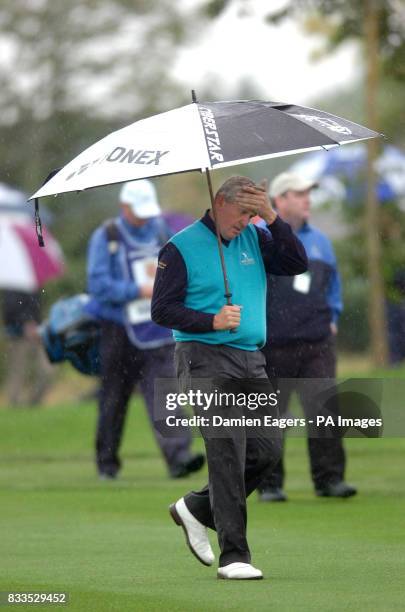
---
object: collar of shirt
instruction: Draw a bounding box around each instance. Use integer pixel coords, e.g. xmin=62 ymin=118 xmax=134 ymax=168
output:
xmin=297 ymin=221 xmax=312 ymax=235
xmin=117 ymin=214 xmax=160 ymax=242
xmin=200 ymin=209 xmax=231 ymax=246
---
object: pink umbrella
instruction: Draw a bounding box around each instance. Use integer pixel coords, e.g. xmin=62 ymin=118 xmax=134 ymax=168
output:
xmin=0 ymin=182 xmax=64 ymax=291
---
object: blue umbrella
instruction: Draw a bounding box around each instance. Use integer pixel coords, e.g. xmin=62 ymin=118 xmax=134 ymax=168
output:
xmin=289 ymin=144 xmax=405 ymax=205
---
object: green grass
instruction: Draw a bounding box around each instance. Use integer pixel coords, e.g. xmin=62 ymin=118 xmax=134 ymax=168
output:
xmin=0 ymin=398 xmax=404 ymax=611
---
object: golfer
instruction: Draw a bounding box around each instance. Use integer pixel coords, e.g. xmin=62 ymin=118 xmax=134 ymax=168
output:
xmin=152 ymin=176 xmax=308 ymax=579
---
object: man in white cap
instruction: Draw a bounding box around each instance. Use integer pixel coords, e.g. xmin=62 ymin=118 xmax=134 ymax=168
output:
xmin=86 ymin=179 xmax=204 ymax=480
xmin=257 ymin=172 xmax=357 ymax=501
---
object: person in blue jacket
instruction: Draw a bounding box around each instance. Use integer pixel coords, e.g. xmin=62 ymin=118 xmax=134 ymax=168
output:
xmin=87 ymin=179 xmax=204 ymax=479
xmin=257 ymin=172 xmax=357 ymax=501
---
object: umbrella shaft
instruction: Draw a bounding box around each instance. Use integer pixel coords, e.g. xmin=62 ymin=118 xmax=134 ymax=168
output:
xmin=205 ymin=169 xmax=232 ymax=306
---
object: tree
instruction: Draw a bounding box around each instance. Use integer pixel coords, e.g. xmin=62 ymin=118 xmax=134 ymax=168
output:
xmin=265 ymin=0 xmax=405 ymax=365
xmin=0 ymin=0 xmax=199 ymax=119
xmin=0 ymin=0 xmax=233 ymax=313
xmin=265 ymin=0 xmax=405 ymax=78
xmin=0 ymin=0 xmax=218 ymax=189
xmin=364 ymin=0 xmax=388 ymax=364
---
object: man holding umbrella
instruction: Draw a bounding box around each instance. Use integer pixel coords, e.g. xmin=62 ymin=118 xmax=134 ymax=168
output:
xmin=152 ymin=175 xmax=308 ymax=580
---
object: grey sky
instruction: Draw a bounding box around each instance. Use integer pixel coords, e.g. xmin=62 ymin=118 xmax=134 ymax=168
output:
xmin=174 ymin=0 xmax=361 ymax=103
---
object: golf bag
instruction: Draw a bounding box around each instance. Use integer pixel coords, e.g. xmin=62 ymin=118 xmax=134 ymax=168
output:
xmin=40 ymin=217 xmax=173 ymax=376
xmin=40 ymin=293 xmax=101 ymax=376
xmin=39 ymin=220 xmax=121 ymax=376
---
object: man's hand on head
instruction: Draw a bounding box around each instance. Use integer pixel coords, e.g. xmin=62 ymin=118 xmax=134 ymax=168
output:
xmin=233 ymin=180 xmax=277 ymax=225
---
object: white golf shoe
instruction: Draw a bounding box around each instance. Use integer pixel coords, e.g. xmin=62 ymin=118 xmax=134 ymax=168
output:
xmin=217 ymin=562 xmax=263 ymax=580
xmin=169 ymin=497 xmax=215 ymax=566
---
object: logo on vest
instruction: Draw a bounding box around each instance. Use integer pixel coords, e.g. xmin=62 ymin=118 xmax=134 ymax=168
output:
xmin=240 ymin=251 xmax=255 ymax=265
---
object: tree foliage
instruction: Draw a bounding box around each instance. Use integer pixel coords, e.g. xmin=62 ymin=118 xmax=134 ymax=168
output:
xmin=265 ymin=0 xmax=405 ymax=82
xmin=0 ymin=0 xmax=198 ymax=124
xmin=0 ymin=0 xmax=223 ymax=314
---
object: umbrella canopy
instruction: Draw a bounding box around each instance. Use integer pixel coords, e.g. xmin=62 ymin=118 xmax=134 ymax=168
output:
xmin=0 ymin=183 xmax=64 ymax=291
xmin=30 ymin=100 xmax=380 ymax=200
xmin=289 ymin=144 xmax=405 ymax=206
xmin=28 ymin=97 xmax=380 ymax=306
xmin=0 ymin=222 xmax=64 ymax=292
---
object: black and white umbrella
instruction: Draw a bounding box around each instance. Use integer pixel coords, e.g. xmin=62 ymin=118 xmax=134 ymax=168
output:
xmin=29 ymin=95 xmax=381 ymax=302
xmin=31 ymin=98 xmax=379 ymax=200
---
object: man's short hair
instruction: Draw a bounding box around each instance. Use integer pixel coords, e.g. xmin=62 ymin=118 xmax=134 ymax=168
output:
xmin=215 ymin=176 xmax=255 ymax=203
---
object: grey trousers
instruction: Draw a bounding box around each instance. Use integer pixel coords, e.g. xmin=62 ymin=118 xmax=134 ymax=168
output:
xmin=175 ymin=341 xmax=282 ymax=567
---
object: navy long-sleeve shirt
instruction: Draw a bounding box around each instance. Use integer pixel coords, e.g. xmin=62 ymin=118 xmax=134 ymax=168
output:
xmin=266 ymin=222 xmax=343 ymax=345
xmin=151 ymin=210 xmax=308 ymax=333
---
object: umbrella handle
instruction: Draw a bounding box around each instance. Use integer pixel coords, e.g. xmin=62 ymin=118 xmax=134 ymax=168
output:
xmin=32 ymin=168 xmax=61 ymax=247
xmin=224 ymin=292 xmax=237 ymax=334
xmin=34 ymin=198 xmax=45 ymax=247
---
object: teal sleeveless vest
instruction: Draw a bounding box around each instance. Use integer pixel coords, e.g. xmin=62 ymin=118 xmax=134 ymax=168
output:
xmin=170 ymin=220 xmax=267 ymax=351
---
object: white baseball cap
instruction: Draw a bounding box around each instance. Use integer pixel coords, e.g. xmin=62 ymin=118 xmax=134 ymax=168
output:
xmin=119 ymin=179 xmax=161 ymax=218
xmin=269 ymin=172 xmax=318 ymax=198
